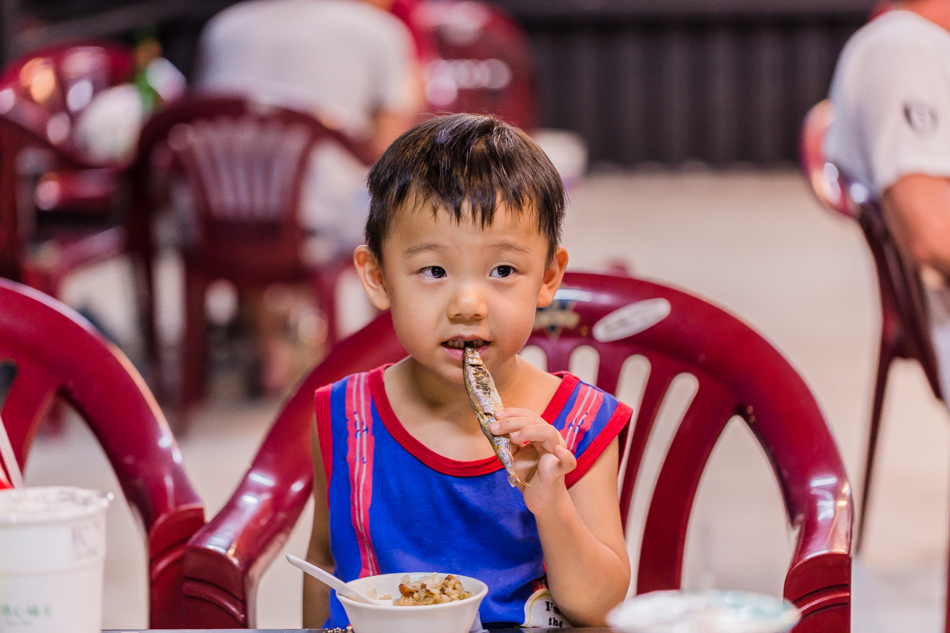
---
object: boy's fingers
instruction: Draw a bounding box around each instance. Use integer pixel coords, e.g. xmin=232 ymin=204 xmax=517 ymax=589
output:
xmin=547 ymin=446 xmax=576 ymax=477
xmin=495 ymin=407 xmax=533 ymax=418
xmin=554 ymin=444 xmax=576 ymax=467
xmin=535 ymin=448 xmax=576 ymax=480
xmin=490 ymin=413 xmax=534 ymax=434
xmin=508 ymin=425 xmax=566 ymax=450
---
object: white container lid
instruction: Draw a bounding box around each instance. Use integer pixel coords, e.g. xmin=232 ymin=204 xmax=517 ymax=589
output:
xmin=0 ymin=486 xmax=112 ymax=524
xmin=607 ymin=590 xmax=801 ymax=633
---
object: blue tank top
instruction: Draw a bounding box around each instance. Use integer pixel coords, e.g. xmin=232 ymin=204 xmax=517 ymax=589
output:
xmin=314 ymin=365 xmax=631 ymax=628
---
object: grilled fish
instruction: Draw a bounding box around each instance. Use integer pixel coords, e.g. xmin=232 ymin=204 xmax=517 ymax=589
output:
xmin=462 ymin=344 xmax=527 ymax=488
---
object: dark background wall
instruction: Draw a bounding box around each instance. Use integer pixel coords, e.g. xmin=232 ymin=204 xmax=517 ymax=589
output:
xmin=491 ymin=0 xmax=882 ymax=167
xmin=1 ymin=0 xmax=882 ymax=167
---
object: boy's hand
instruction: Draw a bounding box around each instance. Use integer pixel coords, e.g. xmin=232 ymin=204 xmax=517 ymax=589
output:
xmin=491 ymin=408 xmax=576 ymax=512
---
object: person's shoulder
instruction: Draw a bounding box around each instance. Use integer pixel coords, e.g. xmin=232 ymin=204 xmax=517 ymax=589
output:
xmin=321 ymin=0 xmax=411 ymax=32
xmin=314 ymin=367 xmax=379 ymax=397
xmin=846 ymin=10 xmax=947 ymax=59
xmin=555 ymin=372 xmax=628 ymax=413
xmin=206 ymin=0 xmax=278 ymax=26
xmin=203 ymin=0 xmax=304 ymax=38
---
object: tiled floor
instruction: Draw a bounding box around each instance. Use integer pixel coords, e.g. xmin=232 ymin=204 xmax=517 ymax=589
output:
xmin=21 ymin=168 xmax=950 ymax=631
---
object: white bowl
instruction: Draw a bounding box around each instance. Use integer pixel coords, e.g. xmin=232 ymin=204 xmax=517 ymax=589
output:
xmin=337 ymin=572 xmax=488 ymax=633
xmin=607 ymin=589 xmax=800 ymax=633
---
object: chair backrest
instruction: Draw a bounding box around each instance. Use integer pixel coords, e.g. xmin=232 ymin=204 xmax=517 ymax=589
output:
xmin=132 ymin=94 xmax=373 ymax=283
xmin=800 ymin=99 xmax=942 ymax=399
xmin=798 ymin=100 xmax=858 ymax=220
xmin=0 ymin=41 xmax=134 ymax=160
xmin=410 ymin=0 xmax=538 ymax=130
xmin=0 ymin=278 xmax=204 ymax=628
xmin=181 ymin=271 xmax=851 ymax=631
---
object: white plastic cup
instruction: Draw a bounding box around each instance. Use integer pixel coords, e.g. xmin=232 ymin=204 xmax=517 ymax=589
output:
xmin=0 ymin=487 xmax=113 ymax=633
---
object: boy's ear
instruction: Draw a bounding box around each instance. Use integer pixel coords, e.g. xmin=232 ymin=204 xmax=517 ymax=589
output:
xmin=537 ymin=246 xmax=569 ymax=308
xmin=354 ymin=245 xmax=392 ymax=311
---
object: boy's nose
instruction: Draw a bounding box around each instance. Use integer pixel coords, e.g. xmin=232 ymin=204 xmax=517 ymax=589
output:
xmin=448 ymin=283 xmax=487 ymax=320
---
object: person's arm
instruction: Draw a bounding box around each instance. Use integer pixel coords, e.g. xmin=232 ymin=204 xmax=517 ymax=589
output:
xmin=882 ymin=173 xmax=950 ymax=276
xmin=302 ymin=422 xmax=334 ymax=628
xmin=534 ymin=439 xmax=631 ymax=626
xmin=494 ymin=408 xmax=631 ymax=626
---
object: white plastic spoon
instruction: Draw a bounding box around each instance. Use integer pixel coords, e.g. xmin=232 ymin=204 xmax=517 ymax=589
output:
xmin=285 ymin=553 xmax=379 ymax=605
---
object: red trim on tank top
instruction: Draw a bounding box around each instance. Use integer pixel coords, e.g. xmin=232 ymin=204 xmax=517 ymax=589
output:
xmin=369 ymin=366 xmax=581 ymax=478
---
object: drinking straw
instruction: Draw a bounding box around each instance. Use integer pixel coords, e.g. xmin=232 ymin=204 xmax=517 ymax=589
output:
xmin=0 ymin=413 xmax=24 ymax=488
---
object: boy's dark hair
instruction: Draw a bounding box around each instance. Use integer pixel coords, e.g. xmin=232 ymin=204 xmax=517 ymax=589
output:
xmin=365 ymin=113 xmax=565 ymax=262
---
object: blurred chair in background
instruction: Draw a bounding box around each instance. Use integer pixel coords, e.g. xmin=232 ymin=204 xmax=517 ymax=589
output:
xmin=132 ymin=94 xmax=375 ymax=426
xmin=0 ymin=277 xmax=204 ymax=627
xmin=410 ymin=0 xmax=588 ymax=188
xmin=410 ymin=0 xmax=537 ymax=131
xmin=800 ymin=100 xmax=943 ymax=551
xmin=0 ymin=40 xmax=186 ymax=392
xmin=0 ymin=42 xmax=134 ymax=299
xmin=180 ymin=271 xmax=852 ymax=631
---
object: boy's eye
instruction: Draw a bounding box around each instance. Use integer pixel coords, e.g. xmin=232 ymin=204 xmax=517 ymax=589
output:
xmin=422 ymin=266 xmax=447 ymax=279
xmin=491 ymin=265 xmax=515 ymax=278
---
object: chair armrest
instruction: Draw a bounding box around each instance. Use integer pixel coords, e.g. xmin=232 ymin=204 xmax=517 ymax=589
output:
xmin=149 ymin=503 xmax=206 ymax=628
xmin=783 ymin=477 xmax=852 ymax=628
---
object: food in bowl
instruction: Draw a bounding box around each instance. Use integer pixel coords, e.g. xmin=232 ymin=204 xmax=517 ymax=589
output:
xmin=338 ymin=572 xmax=488 ymax=633
xmin=390 ymin=573 xmax=473 ymax=605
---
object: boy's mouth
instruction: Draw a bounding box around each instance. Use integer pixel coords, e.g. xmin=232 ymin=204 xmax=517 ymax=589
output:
xmin=442 ymin=338 xmax=488 ymax=350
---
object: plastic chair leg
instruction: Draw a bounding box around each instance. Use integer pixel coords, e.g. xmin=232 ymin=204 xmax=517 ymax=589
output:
xmin=180 ymin=269 xmax=209 ymax=423
xmin=134 ymin=246 xmax=163 ymax=399
xmin=856 ymin=341 xmax=897 ymax=553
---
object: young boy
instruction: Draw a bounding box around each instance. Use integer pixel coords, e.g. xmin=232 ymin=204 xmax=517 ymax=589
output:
xmin=304 ymin=113 xmax=632 ymax=629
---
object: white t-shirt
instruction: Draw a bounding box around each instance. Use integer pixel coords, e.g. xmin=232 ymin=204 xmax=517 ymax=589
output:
xmin=194 ymin=0 xmax=417 ymax=254
xmin=195 ymin=0 xmax=416 ymax=139
xmin=825 ymin=10 xmax=950 ymax=197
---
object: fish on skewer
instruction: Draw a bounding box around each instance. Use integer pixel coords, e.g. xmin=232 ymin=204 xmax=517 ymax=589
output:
xmin=462 ymin=344 xmax=528 ymax=488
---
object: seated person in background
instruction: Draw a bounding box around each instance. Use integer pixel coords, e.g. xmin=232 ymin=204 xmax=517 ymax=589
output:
xmin=824 ymin=0 xmax=950 ymax=392
xmin=193 ymin=0 xmax=424 ymax=391
xmin=303 ymin=114 xmax=632 ymax=629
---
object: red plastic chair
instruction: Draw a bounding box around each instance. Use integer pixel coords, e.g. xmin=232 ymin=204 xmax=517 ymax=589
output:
xmin=0 ymin=42 xmax=134 ymax=294
xmin=0 ymin=278 xmax=205 ymax=628
xmin=131 ymin=94 xmax=375 ymax=422
xmin=800 ymin=100 xmax=942 ymax=554
xmin=180 ymin=271 xmax=852 ymax=631
xmin=410 ymin=0 xmax=538 ymax=131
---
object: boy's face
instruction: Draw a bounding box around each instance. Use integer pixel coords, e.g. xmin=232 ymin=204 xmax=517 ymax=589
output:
xmin=355 ymin=201 xmax=568 ymax=386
